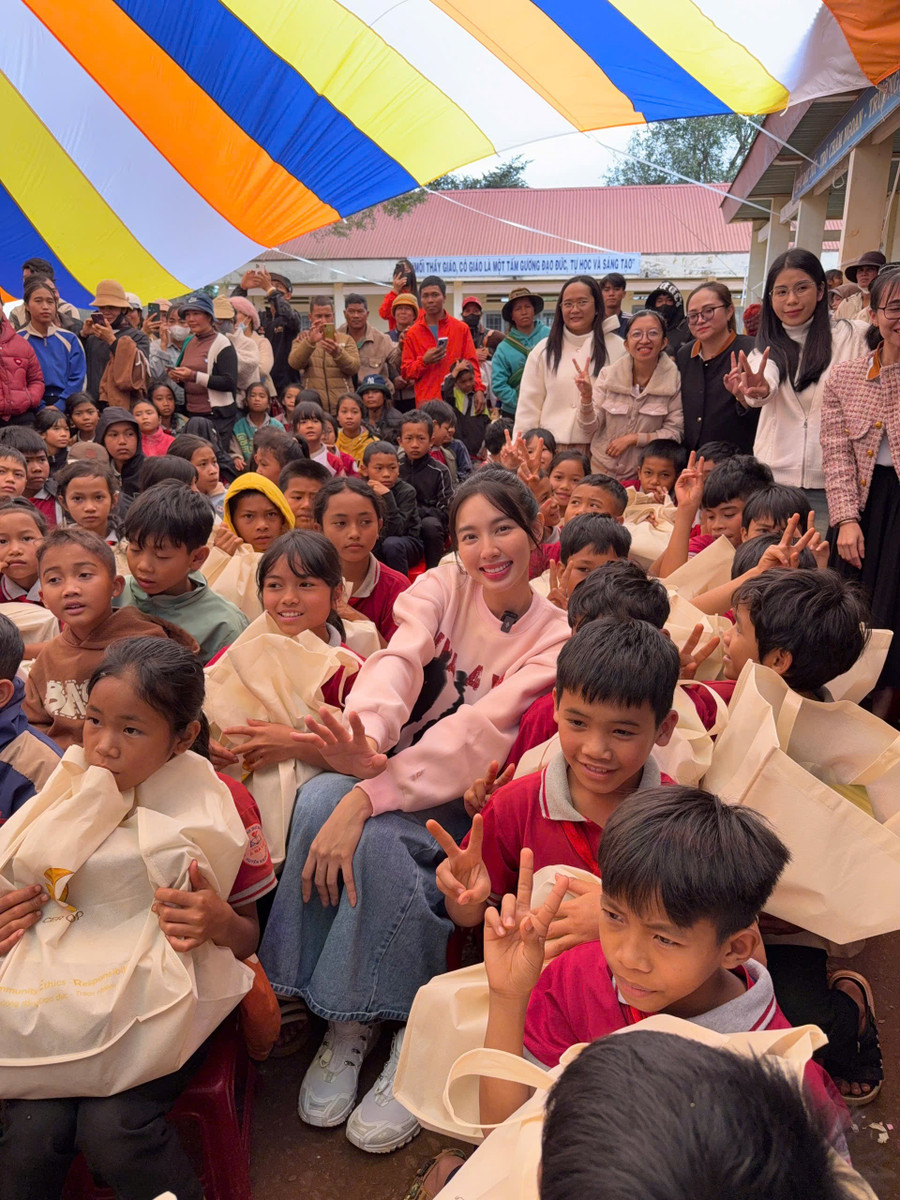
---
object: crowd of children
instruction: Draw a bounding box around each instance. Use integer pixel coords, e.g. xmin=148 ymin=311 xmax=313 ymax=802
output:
xmin=0 ymin=267 xmax=895 ymax=1200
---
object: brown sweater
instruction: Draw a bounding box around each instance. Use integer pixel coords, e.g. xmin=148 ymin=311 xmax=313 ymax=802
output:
xmin=23 ymin=607 xmax=199 ymax=748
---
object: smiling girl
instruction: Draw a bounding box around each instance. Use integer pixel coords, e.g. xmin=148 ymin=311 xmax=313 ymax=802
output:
xmin=258 ymin=469 xmax=569 ymax=1154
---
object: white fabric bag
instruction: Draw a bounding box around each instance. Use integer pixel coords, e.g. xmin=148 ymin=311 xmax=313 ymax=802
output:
xmin=622 ymin=488 xmax=676 ymax=571
xmin=0 ymin=748 xmax=253 ymax=1098
xmin=664 ymin=534 xmax=735 ymax=598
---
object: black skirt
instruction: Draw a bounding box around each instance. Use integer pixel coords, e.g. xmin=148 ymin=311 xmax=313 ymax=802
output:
xmin=829 ymin=464 xmax=900 ymax=688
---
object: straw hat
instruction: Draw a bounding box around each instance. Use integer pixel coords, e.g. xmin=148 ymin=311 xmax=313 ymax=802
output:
xmin=213 ymin=295 xmax=235 ymax=319
xmin=502 ymin=287 xmax=544 ymax=324
xmin=90 ymin=279 xmax=129 ymax=308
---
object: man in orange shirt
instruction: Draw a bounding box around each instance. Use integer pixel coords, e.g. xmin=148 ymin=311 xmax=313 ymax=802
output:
xmin=401 ymin=276 xmax=484 ymax=408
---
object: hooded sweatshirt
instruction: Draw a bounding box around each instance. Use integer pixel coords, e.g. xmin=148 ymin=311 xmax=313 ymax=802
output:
xmin=94 ymin=407 xmax=145 ymax=500
xmin=222 ymin=472 xmax=295 ymax=540
xmin=645 ymin=283 xmax=691 ymax=357
xmin=23 ymin=606 xmax=199 ymax=748
xmin=116 ymin=572 xmax=250 ymax=663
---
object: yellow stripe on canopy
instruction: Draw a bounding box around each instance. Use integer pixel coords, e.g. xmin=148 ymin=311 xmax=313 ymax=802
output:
xmin=221 ymin=0 xmax=494 ymax=185
xmin=609 ymin=0 xmax=790 ymax=114
xmin=429 ymin=0 xmax=644 ymax=130
xmin=0 ymin=70 xmax=188 ymax=299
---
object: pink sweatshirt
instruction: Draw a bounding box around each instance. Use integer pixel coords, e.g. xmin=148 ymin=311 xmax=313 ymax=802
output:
xmin=353 ymin=562 xmax=570 ymax=815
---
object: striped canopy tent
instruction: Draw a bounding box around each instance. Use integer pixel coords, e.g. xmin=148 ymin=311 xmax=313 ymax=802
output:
xmin=2 ymin=0 xmax=898 ymax=305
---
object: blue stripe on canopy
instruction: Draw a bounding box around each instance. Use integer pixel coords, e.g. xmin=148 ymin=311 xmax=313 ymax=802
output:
xmin=0 ymin=182 xmax=93 ymax=308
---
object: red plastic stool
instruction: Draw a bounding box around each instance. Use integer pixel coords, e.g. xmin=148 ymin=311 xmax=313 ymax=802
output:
xmin=63 ymin=1019 xmax=256 ymax=1200
xmin=408 ymin=558 xmax=427 ymax=581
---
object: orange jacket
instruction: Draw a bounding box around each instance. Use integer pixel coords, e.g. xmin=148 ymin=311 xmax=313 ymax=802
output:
xmin=401 ymin=311 xmax=483 ymax=404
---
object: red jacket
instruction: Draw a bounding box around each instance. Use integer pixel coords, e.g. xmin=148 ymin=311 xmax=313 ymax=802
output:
xmin=401 ymin=310 xmax=483 ymax=404
xmin=0 ymin=318 xmax=44 ymax=420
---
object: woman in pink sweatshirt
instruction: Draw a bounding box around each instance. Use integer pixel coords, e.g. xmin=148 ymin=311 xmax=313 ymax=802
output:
xmin=259 ymin=470 xmax=569 ymax=1154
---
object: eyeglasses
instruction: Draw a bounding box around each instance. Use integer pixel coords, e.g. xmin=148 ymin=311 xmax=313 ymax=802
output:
xmin=875 ymin=301 xmax=900 ymax=318
xmin=628 ymin=329 xmax=663 ymax=341
xmin=561 ymin=298 xmax=593 ymax=311
xmin=686 ymin=305 xmax=726 ymax=326
xmin=771 ymin=283 xmax=815 ymax=301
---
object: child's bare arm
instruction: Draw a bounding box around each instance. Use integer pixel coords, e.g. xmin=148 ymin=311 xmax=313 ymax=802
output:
xmin=0 ymin=885 xmax=48 ymax=955
xmin=153 ymin=861 xmax=259 ymax=960
xmin=692 ymin=513 xmax=818 ymax=614
xmin=651 ymin=453 xmax=705 ymax=578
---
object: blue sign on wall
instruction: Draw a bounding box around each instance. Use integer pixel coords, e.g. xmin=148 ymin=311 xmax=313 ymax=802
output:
xmin=409 ymin=253 xmax=641 ymax=279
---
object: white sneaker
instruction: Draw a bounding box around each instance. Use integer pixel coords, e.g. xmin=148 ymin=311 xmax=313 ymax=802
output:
xmin=298 ymin=1020 xmax=380 ymax=1127
xmin=346 ymin=1028 xmax=421 ymax=1153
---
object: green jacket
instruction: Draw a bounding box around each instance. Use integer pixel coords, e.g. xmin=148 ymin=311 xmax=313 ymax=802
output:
xmin=490 ymin=325 xmax=548 ymax=415
xmin=116 ymin=573 xmax=249 ymax=663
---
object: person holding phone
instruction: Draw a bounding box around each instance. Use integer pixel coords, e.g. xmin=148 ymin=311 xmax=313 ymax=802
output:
xmin=401 ymin=275 xmax=484 ymax=416
xmin=288 ymin=296 xmax=359 ymax=415
xmin=230 ymin=266 xmax=301 ymax=393
xmin=379 ymin=258 xmax=418 ymax=331
xmin=80 ymin=279 xmax=150 ymax=406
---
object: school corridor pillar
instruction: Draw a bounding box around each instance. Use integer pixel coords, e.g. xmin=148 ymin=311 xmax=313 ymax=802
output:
xmin=793 ymin=191 xmax=829 ymax=257
xmin=746 ymin=220 xmax=768 ymax=300
xmin=839 ymin=133 xmax=893 ymax=264
xmin=763 ymin=196 xmax=792 ymax=280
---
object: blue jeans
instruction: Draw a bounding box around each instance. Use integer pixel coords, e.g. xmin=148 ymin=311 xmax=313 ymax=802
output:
xmin=259 ymin=773 xmax=470 ymax=1024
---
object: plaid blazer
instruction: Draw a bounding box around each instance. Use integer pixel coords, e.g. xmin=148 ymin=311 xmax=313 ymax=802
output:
xmin=821 ymin=348 xmax=900 ymax=525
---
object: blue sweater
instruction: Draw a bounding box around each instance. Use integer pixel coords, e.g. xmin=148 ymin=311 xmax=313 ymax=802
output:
xmin=17 ymin=324 xmax=86 ymax=405
xmin=0 ymin=678 xmax=62 ymax=822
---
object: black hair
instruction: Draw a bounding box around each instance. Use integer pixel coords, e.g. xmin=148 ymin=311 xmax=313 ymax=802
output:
xmin=0 ymin=427 xmax=47 ymax=457
xmin=309 ymin=295 xmax=335 ymax=313
xmin=245 ymin=381 xmax=271 ymax=406
xmin=483 ymin=419 xmax=514 ymax=456
xmin=758 ymin=249 xmax=833 ymax=391
xmin=697 ymin=440 xmax=740 ymax=464
xmin=600 ymin=786 xmax=790 ymax=941
xmin=702 ymin=456 xmax=774 ymax=509
xmin=123 ymin=482 xmax=214 ymax=553
xmin=313 ymin=475 xmax=383 ymax=527
xmin=546 ymin=276 xmax=608 ymax=376
xmin=419 ymin=275 xmax=447 ymax=297
xmin=639 ymin=439 xmax=687 ymax=473
xmin=393 ymin=258 xmax=418 ymax=296
xmin=181 ymin=417 xmax=238 ymax=483
xmin=0 ymin=613 xmax=25 ymax=681
xmin=741 ymin=484 xmax=812 ymax=532
xmin=419 ymin=400 xmax=457 ymax=427
xmin=293 ymin=401 xmax=327 ymax=429
xmin=321 ymin=412 xmax=338 ymax=438
xmin=560 ymin=514 xmax=631 ymax=564
xmin=448 ymin=467 xmax=540 ymax=551
xmin=148 ymin=379 xmax=178 ymax=406
xmin=400 ymin=410 xmax=433 ymax=435
xmin=600 ymin=272 xmax=626 ymax=290
xmin=866 ymin=266 xmax=900 ymax=349
xmin=23 ymin=275 xmax=56 ymax=307
xmin=344 ymin=292 xmax=367 ymax=309
xmin=22 ymin=257 xmax=54 ymax=279
xmin=548 ymin=450 xmax=590 ymax=477
xmin=35 ymin=407 xmax=68 ymax=435
xmin=540 ymin=1031 xmax=847 ymax=1200
xmin=36 ymin=525 xmax=116 ymax=578
xmin=55 ymin=459 xmax=118 ymax=502
xmin=65 ymin=391 xmax=98 ymax=418
xmin=731 ymin=533 xmax=816 ymax=578
xmin=278 ymin=382 xmax=302 ymax=401
xmin=574 ymin=473 xmax=628 ymax=515
xmin=278 ymin=460 xmax=330 ymax=490
xmin=88 ymin=637 xmax=204 ymax=737
xmin=362 ymin=440 xmax=399 ymax=466
xmin=253 ymin=427 xmax=307 ymax=468
xmin=257 ymin=529 xmax=343 ymax=596
xmin=0 ymin=447 xmax=26 ymax=470
xmin=556 ymin=616 xmax=678 ymax=726
xmin=297 ymin=388 xmax=322 ymax=406
xmin=137 ymin=456 xmax=197 ymax=491
xmin=0 ymin=495 xmax=47 ymax=534
xmin=624 ymin=308 xmax=667 ymax=340
xmin=686 ymin=281 xmax=737 ymax=334
xmin=523 ymin=428 xmax=557 ymax=455
xmin=566 ymin=560 xmax=669 ymax=631
xmin=336 ymin=391 xmax=366 ymax=419
xmin=732 ymin=569 xmax=870 ymax=692
xmin=167 ymin=434 xmax=214 ymax=464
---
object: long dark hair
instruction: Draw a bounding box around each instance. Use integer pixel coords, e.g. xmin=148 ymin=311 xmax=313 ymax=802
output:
xmin=448 ymin=467 xmax=540 ymax=551
xmin=88 ymin=637 xmax=205 ymax=737
xmin=757 ymin=250 xmax=833 ymax=391
xmin=866 ymin=266 xmax=900 ymax=349
xmin=394 ymin=258 xmax=417 ymax=296
xmin=545 ymin=275 xmax=608 ymax=376
xmin=256 ymin=530 xmax=345 ymax=637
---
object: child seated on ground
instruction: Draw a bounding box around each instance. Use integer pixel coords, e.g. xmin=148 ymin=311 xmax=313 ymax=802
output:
xmin=251 ymin=427 xmax=306 ymax=486
xmin=55 ymin=460 xmax=121 ymax=553
xmin=361 ymin=441 xmax=423 ymax=576
xmin=0 ymin=448 xmax=27 ymax=498
xmin=420 ymin=400 xmax=474 ymax=484
xmin=0 ymin=614 xmax=61 ymax=824
xmin=335 ymin=392 xmax=377 ymax=467
xmin=0 ymin=637 xmax=273 ymax=1200
xmin=532 ymin=473 xmax=628 ymax=576
xmin=544 ymin=514 xmax=632 ymax=610
xmin=545 ymin=451 xmax=589 ymax=527
xmin=213 ymin=473 xmax=294 ymax=558
xmin=315 ymin=477 xmax=410 ymax=643
xmin=137 ymin=457 xmax=197 ymax=492
xmin=94 ymin=407 xmax=145 ymax=510
xmin=66 ymin=391 xmax=100 ymax=444
xmin=292 ymin=402 xmax=354 ymax=476
xmin=36 ymin=408 xmax=70 ymax=474
xmin=480 ymin=786 xmax=791 ymax=1125
xmin=524 ymin=428 xmax=556 ymax=472
xmin=398 ymin=411 xmax=453 ymax=569
xmin=0 ymin=497 xmax=46 ymax=604
xmin=483 ymin=418 xmax=514 ymax=466
xmin=279 ymin=459 xmax=330 ymax=530
xmin=0 ymin=428 xmax=62 ymax=527
xmin=168 ymin=434 xmax=227 ymax=519
xmin=629 ymin=437 xmax=687 ymax=500
xmin=358 ymin=374 xmax=403 ymax=445
xmin=118 ymin=483 xmax=249 ymax=662
xmin=232 ymin=382 xmax=284 ymax=469
xmin=23 ymin=527 xmax=198 ymax=747
xmin=430 ymin=617 xmax=678 ymax=955
xmin=131 ymin=398 xmax=174 ymax=458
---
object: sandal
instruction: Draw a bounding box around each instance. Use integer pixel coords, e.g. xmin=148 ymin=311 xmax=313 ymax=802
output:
xmin=269 ymin=998 xmax=312 ymax=1059
xmin=401 ymin=1149 xmax=468 ymax=1200
xmin=826 ymin=970 xmax=884 ymax=1106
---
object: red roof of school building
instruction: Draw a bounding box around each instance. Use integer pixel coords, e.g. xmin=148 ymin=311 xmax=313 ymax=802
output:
xmin=272 ymin=184 xmax=755 ymax=260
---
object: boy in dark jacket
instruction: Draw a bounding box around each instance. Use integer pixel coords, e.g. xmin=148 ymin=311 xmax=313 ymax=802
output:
xmin=0 ymin=614 xmax=61 ymax=824
xmin=361 ymin=440 xmax=423 ymax=575
xmin=396 ymin=414 xmax=452 ymax=569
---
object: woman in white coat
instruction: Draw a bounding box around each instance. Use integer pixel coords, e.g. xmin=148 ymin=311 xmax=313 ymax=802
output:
xmin=514 ymin=275 xmax=625 ymax=452
xmin=727 ymin=249 xmax=868 ymax=530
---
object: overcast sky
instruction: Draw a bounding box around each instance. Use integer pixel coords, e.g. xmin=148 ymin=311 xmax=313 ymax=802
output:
xmin=448 ymin=125 xmax=642 ymax=189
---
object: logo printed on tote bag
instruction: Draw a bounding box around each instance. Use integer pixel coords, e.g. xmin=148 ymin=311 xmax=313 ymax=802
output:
xmin=43 ymin=867 xmax=76 ymax=911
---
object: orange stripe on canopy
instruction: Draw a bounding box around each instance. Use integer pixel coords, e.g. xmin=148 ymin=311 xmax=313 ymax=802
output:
xmin=23 ymin=0 xmax=338 ymax=246
xmin=823 ymin=1 xmax=900 ymax=84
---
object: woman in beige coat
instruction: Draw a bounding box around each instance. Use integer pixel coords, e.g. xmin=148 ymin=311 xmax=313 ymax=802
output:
xmin=574 ymin=309 xmax=683 ymax=478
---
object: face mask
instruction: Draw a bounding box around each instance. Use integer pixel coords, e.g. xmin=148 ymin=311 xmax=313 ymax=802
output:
xmin=463 ymin=313 xmax=481 ymax=330
xmin=168 ymin=324 xmax=189 ymax=341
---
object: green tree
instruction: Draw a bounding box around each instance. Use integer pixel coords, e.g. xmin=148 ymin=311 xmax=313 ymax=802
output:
xmin=604 ymin=115 xmax=758 ymax=185
xmin=319 ymin=155 xmax=530 ymax=238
